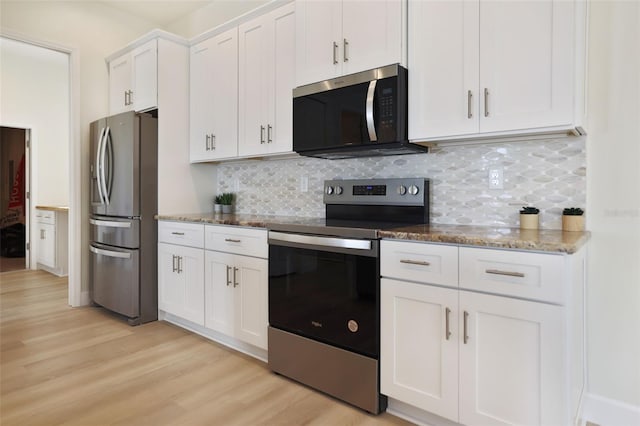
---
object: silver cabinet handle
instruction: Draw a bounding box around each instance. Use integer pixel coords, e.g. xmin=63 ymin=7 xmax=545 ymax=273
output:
xmin=211 ymin=134 xmax=216 ymax=150
xmin=467 ymin=90 xmax=473 ymax=119
xmin=463 ymin=311 xmax=469 ymax=344
xmin=260 ymin=125 xmax=265 ymax=144
xmin=124 ymin=90 xmax=128 ymax=106
xmin=485 ymin=269 xmax=525 ymax=278
xmin=128 ymin=90 xmax=133 ymax=105
xmin=226 ymin=265 xmax=232 ymax=286
xmin=333 ymin=41 xmax=339 ymax=64
xmin=172 ymin=255 xmax=177 ymax=273
xmin=177 ymin=256 xmax=183 ymax=274
xmin=40 ymin=229 xmax=45 ymax=239
xmin=171 ymin=232 xmax=185 ymax=236
xmin=343 ymin=38 xmax=349 ymax=62
xmin=224 ymin=238 xmax=241 ymax=243
xmin=400 ymin=259 xmax=431 ymax=266
xmin=484 ymin=88 xmax=489 ymax=117
xmin=267 ymin=125 xmax=273 ymax=143
xmin=206 ymin=134 xmax=211 ymax=151
xmin=366 ymin=80 xmax=378 ymax=141
xmin=445 ymin=307 xmax=452 ymax=340
xmin=233 ymin=267 xmax=239 ymax=287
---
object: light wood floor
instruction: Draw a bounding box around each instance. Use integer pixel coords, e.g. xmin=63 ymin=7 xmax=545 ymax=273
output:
xmin=0 ymin=270 xmax=411 ymax=426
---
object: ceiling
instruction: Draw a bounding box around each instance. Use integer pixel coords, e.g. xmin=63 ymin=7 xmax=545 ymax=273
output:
xmin=98 ymin=0 xmax=211 ymax=27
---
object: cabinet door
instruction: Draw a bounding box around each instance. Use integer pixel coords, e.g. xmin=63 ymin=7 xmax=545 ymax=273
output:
xmin=459 ymin=291 xmax=565 ymax=426
xmin=158 ymin=243 xmax=205 ymax=325
xmin=131 ymin=39 xmax=157 ymax=112
xmin=408 ymin=0 xmax=479 ymax=140
xmin=268 ymin=3 xmax=296 ymax=155
xmin=234 ymin=255 xmax=268 ymax=349
xmin=295 ymin=0 xmax=342 ymax=86
xmin=109 ymin=53 xmax=132 ymax=115
xmin=38 ymin=223 xmax=56 ymax=268
xmin=204 ymin=250 xmax=235 ymax=335
xmin=189 ymin=38 xmax=216 ymax=162
xmin=341 ymin=0 xmax=402 ymax=76
xmin=479 ymin=0 xmax=574 ymax=132
xmin=380 ymin=278 xmax=459 ymax=422
xmin=210 ymin=28 xmax=239 ymax=160
xmin=238 ymin=14 xmax=270 ymax=157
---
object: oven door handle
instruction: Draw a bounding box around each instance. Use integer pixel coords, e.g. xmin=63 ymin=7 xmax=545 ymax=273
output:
xmin=268 ymin=231 xmax=371 ymax=251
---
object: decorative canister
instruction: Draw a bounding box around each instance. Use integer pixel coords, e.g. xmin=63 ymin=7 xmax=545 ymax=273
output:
xmin=562 ymin=208 xmax=585 ymax=232
xmin=519 ymin=207 xmax=540 ymax=230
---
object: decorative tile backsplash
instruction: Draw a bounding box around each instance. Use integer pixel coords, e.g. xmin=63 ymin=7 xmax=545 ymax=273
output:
xmin=217 ymin=138 xmax=586 ymax=230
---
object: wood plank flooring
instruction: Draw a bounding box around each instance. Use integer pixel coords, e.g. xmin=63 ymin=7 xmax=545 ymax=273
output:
xmin=0 ymin=270 xmax=411 ymax=426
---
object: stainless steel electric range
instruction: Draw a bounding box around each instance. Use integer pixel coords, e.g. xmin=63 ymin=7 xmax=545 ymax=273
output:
xmin=267 ymin=178 xmax=429 ymax=414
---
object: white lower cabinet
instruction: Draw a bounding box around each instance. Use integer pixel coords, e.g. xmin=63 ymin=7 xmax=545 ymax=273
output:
xmin=381 ymin=240 xmax=584 ymax=426
xmin=204 ymin=250 xmax=268 ymax=350
xmin=35 ymin=208 xmax=68 ymax=276
xmin=158 ymin=242 xmax=205 ymax=325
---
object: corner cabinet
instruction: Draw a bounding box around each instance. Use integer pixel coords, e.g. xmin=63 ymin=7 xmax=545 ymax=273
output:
xmin=295 ymin=0 xmax=404 ymax=86
xmin=380 ymin=240 xmax=586 ymax=426
xmin=190 ymin=28 xmax=239 ymax=162
xmin=157 ymin=222 xmax=205 ymax=325
xmin=108 ymin=39 xmax=158 ymax=115
xmin=408 ymin=0 xmax=584 ymax=142
xmin=238 ymin=3 xmax=296 ymax=157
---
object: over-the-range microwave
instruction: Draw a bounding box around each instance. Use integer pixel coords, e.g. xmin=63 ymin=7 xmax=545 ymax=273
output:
xmin=293 ymin=64 xmax=428 ymax=159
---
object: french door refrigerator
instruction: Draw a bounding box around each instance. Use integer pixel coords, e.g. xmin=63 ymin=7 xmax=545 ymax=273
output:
xmin=89 ymin=111 xmax=158 ymax=325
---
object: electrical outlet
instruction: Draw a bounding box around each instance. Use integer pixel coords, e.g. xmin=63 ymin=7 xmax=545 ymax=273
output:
xmin=489 ymin=168 xmax=504 ymax=189
xmin=300 ymin=175 xmax=309 ymax=192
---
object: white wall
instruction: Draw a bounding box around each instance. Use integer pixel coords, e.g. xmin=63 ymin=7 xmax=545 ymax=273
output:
xmin=0 ymin=38 xmax=69 ymax=207
xmin=585 ymin=0 xmax=640 ymax=414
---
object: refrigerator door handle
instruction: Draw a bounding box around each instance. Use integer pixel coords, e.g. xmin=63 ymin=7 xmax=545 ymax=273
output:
xmin=96 ymin=127 xmax=106 ymax=205
xmin=101 ymin=126 xmax=112 ymax=205
xmin=90 ymin=245 xmax=131 ymax=259
xmin=89 ymin=218 xmax=132 ymax=228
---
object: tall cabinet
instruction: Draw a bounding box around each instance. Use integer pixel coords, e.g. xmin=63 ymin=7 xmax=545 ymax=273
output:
xmin=408 ymin=0 xmax=582 ymax=141
xmin=238 ymin=3 xmax=296 ymax=157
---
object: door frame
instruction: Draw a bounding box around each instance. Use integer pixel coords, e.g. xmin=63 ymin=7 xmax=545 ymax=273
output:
xmin=1 ymin=30 xmax=82 ymax=306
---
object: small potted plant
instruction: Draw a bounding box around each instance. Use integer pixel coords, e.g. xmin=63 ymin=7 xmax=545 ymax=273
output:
xmin=562 ymin=207 xmax=584 ymax=232
xmin=213 ymin=195 xmax=224 ymax=214
xmin=519 ymin=206 xmax=540 ymax=230
xmin=219 ymin=192 xmax=234 ymax=214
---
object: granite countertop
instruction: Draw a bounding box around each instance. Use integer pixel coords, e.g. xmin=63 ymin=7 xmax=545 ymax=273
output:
xmin=156 ymin=213 xmax=590 ymax=254
xmin=35 ymin=205 xmax=69 ymax=212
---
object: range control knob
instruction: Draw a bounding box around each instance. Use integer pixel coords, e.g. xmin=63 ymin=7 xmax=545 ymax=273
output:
xmin=335 ymin=186 xmax=343 ymax=195
xmin=397 ymin=185 xmax=407 ymax=195
xmin=325 ymin=186 xmax=334 ymax=195
xmin=408 ymin=185 xmax=420 ymax=195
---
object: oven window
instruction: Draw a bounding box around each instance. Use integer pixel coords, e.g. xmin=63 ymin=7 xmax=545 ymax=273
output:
xmin=269 ymin=244 xmax=379 ymax=358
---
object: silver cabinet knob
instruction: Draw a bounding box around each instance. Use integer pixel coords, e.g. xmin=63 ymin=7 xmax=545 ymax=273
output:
xmin=335 ymin=186 xmax=343 ymax=195
xmin=408 ymin=185 xmax=419 ymax=195
xmin=397 ymin=185 xmax=407 ymax=195
xmin=325 ymin=186 xmax=334 ymax=195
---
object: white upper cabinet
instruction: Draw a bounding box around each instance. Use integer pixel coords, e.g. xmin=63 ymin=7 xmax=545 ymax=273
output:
xmin=409 ymin=0 xmax=580 ymax=142
xmin=296 ymin=0 xmax=403 ymax=86
xmin=190 ymin=28 xmax=239 ymax=162
xmin=238 ymin=3 xmax=295 ymax=157
xmin=108 ymin=39 xmax=157 ymax=115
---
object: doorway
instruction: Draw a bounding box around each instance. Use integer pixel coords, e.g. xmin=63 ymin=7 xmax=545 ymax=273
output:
xmin=0 ymin=126 xmax=29 ymax=272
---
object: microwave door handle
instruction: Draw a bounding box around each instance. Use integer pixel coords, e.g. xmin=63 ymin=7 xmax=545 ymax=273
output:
xmin=366 ymin=80 xmax=378 ymax=141
xmin=96 ymin=127 xmax=106 ymax=205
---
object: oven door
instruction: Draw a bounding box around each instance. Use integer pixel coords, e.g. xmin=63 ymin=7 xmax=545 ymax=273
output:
xmin=268 ymin=232 xmax=380 ymax=358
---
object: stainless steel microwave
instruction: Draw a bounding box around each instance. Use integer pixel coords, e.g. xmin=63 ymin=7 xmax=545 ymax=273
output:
xmin=292 ymin=64 xmax=427 ymax=159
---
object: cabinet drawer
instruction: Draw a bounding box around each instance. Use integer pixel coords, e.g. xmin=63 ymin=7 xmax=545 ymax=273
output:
xmin=204 ymin=225 xmax=267 ymax=258
xmin=381 ymin=240 xmax=458 ymax=287
xmin=459 ymin=247 xmax=565 ymax=304
xmin=158 ymin=221 xmax=204 ymax=248
xmin=36 ymin=210 xmax=55 ymax=225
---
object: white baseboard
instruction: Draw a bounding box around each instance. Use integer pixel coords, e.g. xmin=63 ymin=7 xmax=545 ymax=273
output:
xmin=581 ymin=393 xmax=640 ymax=426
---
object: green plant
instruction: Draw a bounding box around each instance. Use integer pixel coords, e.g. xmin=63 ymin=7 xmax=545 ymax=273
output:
xmin=218 ymin=192 xmax=234 ymax=205
xmin=520 ymin=206 xmax=540 ymax=214
xmin=562 ymin=207 xmax=584 ymax=216
xmin=214 ymin=194 xmax=224 ymax=204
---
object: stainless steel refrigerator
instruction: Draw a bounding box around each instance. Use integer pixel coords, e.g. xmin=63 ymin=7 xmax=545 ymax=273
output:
xmin=89 ymin=111 xmax=158 ymax=325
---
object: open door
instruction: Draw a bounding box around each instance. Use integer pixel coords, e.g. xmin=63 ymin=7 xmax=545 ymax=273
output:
xmin=0 ymin=126 xmax=29 ymax=272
